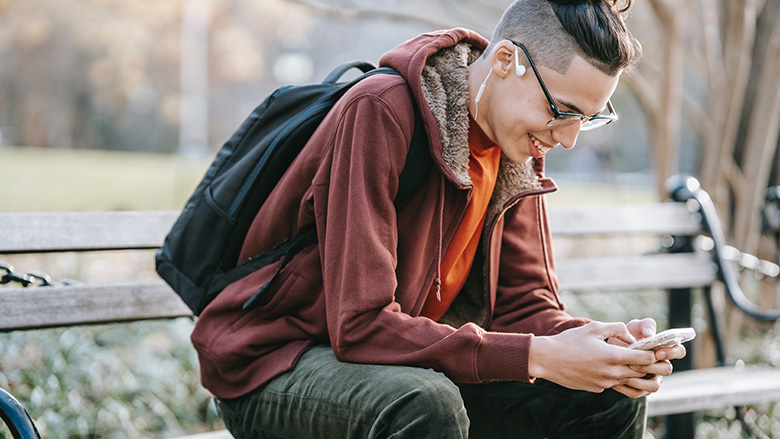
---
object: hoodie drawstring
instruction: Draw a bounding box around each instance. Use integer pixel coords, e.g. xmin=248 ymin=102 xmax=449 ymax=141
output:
xmin=434 ymin=174 xmax=445 ymax=301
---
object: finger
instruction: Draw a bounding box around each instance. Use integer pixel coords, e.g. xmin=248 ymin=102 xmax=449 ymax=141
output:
xmin=637 ymin=318 xmax=656 ymax=338
xmin=655 ymin=344 xmax=687 ymax=361
xmin=612 ymin=384 xmax=651 ymax=399
xmin=614 ymin=346 xmax=657 ymax=367
xmin=620 ymin=374 xmax=663 ymax=394
xmin=596 ymin=321 xmax=637 ymax=346
xmin=607 ymin=364 xmax=649 ymax=381
xmin=601 ymin=349 xmax=657 ymax=369
xmin=600 ymin=365 xmax=652 ymax=391
xmin=630 ymin=360 xmax=673 ymax=377
xmin=606 ymin=337 xmax=629 ymax=347
xmin=627 ymin=318 xmax=656 ymax=339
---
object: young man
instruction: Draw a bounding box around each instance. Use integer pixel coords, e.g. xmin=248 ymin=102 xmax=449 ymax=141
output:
xmin=192 ymin=0 xmax=687 ymax=437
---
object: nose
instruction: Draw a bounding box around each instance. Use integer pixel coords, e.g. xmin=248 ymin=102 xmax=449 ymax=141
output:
xmin=551 ymin=122 xmax=581 ymax=149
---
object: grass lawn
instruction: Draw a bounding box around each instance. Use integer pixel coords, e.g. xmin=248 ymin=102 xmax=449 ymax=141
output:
xmin=0 ymin=146 xmax=659 ymax=212
xmin=0 ymin=146 xmax=211 ymax=212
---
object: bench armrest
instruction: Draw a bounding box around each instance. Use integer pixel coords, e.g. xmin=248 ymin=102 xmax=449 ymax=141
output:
xmin=0 ymin=388 xmax=40 ymax=439
xmin=669 ymin=175 xmax=780 ymax=322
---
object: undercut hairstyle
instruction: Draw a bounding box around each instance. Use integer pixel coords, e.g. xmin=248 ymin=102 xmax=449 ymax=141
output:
xmin=484 ymin=0 xmax=641 ymax=76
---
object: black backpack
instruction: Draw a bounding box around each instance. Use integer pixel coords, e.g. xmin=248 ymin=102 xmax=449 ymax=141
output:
xmin=155 ymin=60 xmax=431 ymax=315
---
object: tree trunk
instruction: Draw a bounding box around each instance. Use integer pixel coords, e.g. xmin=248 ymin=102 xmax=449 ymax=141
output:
xmin=646 ymin=0 xmax=689 ymax=196
xmin=699 ymin=0 xmax=757 ymax=226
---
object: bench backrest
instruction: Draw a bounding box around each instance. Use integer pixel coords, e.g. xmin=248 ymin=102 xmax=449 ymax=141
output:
xmin=0 ymin=211 xmax=190 ymax=331
xmin=549 ymin=203 xmax=714 ymax=291
xmin=0 ymin=202 xmax=709 ymax=332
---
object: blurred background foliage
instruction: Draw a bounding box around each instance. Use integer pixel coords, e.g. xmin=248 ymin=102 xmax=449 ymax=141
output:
xmin=1 ymin=0 xmax=779 ymax=437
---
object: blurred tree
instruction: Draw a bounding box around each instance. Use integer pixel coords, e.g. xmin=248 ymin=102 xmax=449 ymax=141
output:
xmin=627 ymin=0 xmax=780 ymax=262
xmin=0 ymin=0 xmax=183 ymax=151
xmin=0 ymin=0 xmax=314 ymax=153
xmin=626 ymin=0 xmax=780 ymax=352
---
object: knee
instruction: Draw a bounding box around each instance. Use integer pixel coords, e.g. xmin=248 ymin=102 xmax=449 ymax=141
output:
xmin=375 ymin=370 xmax=469 ymax=438
xmin=585 ymin=390 xmax=647 ymax=438
xmin=410 ymin=377 xmax=466 ymax=421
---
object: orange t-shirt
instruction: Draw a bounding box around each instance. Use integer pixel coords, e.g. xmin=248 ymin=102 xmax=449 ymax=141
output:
xmin=420 ymin=118 xmax=502 ymax=321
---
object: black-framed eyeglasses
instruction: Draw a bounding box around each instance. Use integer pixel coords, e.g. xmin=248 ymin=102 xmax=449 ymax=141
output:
xmin=506 ymin=39 xmax=617 ymax=131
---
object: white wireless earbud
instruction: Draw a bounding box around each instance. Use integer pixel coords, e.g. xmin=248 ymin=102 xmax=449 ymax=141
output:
xmin=514 ymin=46 xmax=526 ymax=77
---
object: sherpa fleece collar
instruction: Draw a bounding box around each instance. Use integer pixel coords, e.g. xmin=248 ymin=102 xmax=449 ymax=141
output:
xmin=418 ymin=41 xmax=543 ymax=225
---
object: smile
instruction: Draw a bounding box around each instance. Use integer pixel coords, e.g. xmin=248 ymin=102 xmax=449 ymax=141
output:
xmin=529 ymin=134 xmax=551 ymax=155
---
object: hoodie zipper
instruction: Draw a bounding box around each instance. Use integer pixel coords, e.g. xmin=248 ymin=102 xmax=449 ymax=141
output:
xmin=432 ymin=173 xmax=472 ymax=302
xmin=479 ymin=185 xmax=558 ymax=326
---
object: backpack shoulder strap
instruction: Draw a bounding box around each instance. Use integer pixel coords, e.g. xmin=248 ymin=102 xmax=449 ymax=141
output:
xmin=326 ymin=64 xmax=432 ymax=208
xmin=394 ymin=102 xmax=431 ymax=209
xmin=359 ymin=66 xmax=432 ymax=209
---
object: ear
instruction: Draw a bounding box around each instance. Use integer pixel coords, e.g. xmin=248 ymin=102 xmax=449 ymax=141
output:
xmin=490 ymin=41 xmax=515 ymax=79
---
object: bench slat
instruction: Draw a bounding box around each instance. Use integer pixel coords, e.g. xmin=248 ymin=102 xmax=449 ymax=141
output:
xmin=549 ymin=203 xmax=702 ymax=236
xmin=0 ymin=252 xmax=717 ymax=331
xmin=0 ymin=281 xmax=192 ymax=331
xmin=0 ymin=211 xmax=178 ymax=253
xmin=0 ymin=204 xmax=704 ymax=255
xmin=647 ymin=366 xmax=780 ymax=416
xmin=173 ymin=430 xmax=235 ymax=439
xmin=556 ymin=252 xmax=717 ymax=291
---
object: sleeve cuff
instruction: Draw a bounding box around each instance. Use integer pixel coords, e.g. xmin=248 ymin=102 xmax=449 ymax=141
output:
xmin=475 ymin=332 xmax=533 ymax=382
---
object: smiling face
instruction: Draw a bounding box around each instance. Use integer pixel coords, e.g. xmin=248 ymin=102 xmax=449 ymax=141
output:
xmin=470 ymin=40 xmax=620 ymax=163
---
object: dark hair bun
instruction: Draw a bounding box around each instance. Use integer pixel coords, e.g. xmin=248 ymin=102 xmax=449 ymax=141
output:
xmin=548 ymin=0 xmax=632 ymax=13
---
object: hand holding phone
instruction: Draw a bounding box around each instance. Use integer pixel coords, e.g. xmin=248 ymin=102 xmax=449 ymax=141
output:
xmin=627 ymin=327 xmax=696 ymax=351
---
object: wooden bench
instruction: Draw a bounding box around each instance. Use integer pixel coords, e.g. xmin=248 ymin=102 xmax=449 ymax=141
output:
xmin=1 ymin=177 xmax=779 ymax=438
xmin=0 ymin=211 xmax=232 ymax=439
xmin=549 ymin=175 xmax=780 ymax=437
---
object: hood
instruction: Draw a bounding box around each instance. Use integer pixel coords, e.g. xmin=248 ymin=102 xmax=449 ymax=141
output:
xmin=380 ymin=29 xmax=551 ymax=327
xmin=379 ymin=29 xmax=544 ymax=219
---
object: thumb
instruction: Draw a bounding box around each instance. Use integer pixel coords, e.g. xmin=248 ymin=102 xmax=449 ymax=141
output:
xmin=595 ymin=321 xmax=637 ymax=346
xmin=629 ymin=318 xmax=657 ymax=339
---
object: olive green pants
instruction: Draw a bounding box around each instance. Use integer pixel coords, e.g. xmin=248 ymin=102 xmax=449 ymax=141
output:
xmin=219 ymin=346 xmax=647 ymax=439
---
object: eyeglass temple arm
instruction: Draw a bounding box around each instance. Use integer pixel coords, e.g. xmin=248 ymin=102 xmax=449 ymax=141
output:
xmin=506 ymin=39 xmax=560 ymax=115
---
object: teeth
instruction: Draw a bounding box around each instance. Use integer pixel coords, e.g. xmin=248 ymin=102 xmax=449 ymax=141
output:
xmin=530 ymin=134 xmax=550 ymax=154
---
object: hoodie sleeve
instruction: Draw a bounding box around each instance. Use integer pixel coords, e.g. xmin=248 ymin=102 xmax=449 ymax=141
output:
xmin=312 ymin=83 xmax=532 ymax=384
xmin=489 ymin=194 xmax=590 ymax=337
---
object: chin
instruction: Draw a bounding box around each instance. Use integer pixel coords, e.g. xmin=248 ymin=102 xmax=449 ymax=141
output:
xmin=505 ymin=151 xmax=534 ymax=164
xmin=499 ymin=137 xmax=534 ymax=163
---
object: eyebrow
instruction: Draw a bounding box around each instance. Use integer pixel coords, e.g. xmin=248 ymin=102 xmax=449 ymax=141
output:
xmin=556 ymin=97 xmax=606 ymax=118
xmin=557 ymin=98 xmax=584 ymax=115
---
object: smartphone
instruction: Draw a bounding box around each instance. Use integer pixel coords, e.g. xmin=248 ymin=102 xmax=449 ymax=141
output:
xmin=628 ymin=327 xmax=696 ymax=351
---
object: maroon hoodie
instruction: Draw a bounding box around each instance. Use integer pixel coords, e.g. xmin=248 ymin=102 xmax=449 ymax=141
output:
xmin=191 ymin=28 xmax=588 ymax=399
